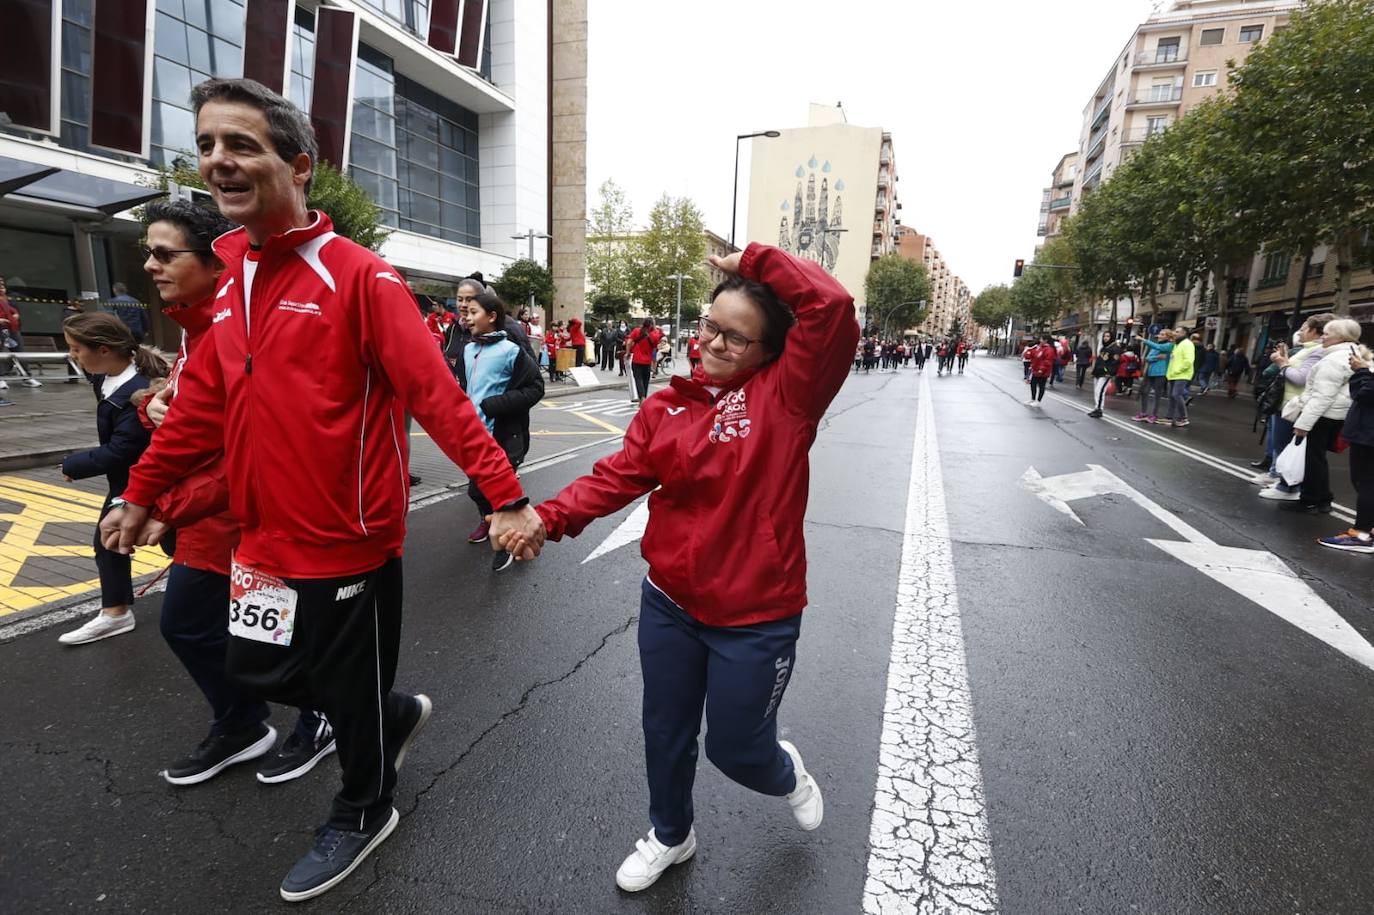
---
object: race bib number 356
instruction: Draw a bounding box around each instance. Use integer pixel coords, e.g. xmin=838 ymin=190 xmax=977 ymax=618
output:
xmin=229 ymin=561 xmax=299 ymax=647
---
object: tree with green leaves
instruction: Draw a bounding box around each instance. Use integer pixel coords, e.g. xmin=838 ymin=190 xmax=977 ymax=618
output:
xmin=589 ymin=291 xmax=632 ymax=323
xmin=147 ymin=160 xmax=392 ymax=252
xmin=629 ymin=194 xmax=708 ymax=324
xmin=1011 ymin=238 xmax=1079 ymax=331
xmin=863 ymin=254 xmax=930 ymax=336
xmin=586 ymin=179 xmax=637 ymax=306
xmin=1225 ymin=0 xmax=1374 ymax=314
xmin=493 ymin=259 xmax=555 ymax=314
xmin=971 ymin=283 xmax=1013 ymax=351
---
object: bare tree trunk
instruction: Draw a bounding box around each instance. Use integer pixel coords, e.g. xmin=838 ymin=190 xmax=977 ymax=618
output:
xmin=1334 ymin=232 xmax=1354 ymax=316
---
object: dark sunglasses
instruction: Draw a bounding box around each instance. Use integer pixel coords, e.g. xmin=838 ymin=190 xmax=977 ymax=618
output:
xmin=139 ymin=245 xmax=208 ymax=265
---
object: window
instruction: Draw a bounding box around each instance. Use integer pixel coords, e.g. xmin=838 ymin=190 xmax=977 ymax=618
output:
xmin=58 ymin=0 xmax=95 ymax=152
xmin=357 ymin=0 xmax=430 ymax=39
xmin=1239 ymin=24 xmax=1263 ymax=42
xmin=1193 ymin=70 xmax=1218 ymax=88
xmin=349 ymin=45 xmax=399 ymax=228
xmin=1306 ymin=258 xmax=1326 ymax=279
xmin=150 ymin=0 xmax=247 ymax=166
xmin=1260 ymin=251 xmax=1290 ymax=287
xmin=1149 ymin=79 xmax=1180 ymax=102
xmin=289 ymin=6 xmax=315 ymax=114
xmin=1200 ymin=28 xmax=1224 ymax=45
xmin=394 ymin=75 xmax=480 ymax=246
xmin=1146 ymin=116 xmax=1168 ymax=136
xmin=1155 ymin=37 xmax=1180 ymax=63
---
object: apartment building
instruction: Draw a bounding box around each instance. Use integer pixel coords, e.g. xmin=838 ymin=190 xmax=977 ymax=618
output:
xmin=895 ymin=225 xmax=970 ymax=338
xmin=0 ymin=0 xmax=586 ymax=348
xmin=1071 ymin=0 xmax=1299 ymax=211
xmin=1037 ymin=152 xmax=1078 ymax=241
xmin=744 ymin=104 xmax=900 ymax=325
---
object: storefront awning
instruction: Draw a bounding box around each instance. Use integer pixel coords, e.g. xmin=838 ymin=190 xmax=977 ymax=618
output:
xmin=0 ymin=157 xmax=59 ymax=196
xmin=0 ymin=156 xmax=163 ymax=215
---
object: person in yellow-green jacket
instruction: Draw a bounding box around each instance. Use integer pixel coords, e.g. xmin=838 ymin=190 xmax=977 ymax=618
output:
xmin=1164 ymin=326 xmax=1196 ymax=427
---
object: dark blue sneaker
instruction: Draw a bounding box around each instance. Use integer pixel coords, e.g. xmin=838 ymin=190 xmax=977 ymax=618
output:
xmin=388 ymin=694 xmax=432 ymax=773
xmin=279 ymin=807 xmax=399 ymax=902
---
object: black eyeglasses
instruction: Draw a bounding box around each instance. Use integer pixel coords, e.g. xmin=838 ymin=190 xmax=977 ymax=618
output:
xmin=139 ymin=245 xmax=207 ymax=265
xmin=698 ymin=317 xmax=759 ymax=355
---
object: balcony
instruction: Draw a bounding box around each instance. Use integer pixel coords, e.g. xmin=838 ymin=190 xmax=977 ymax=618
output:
xmin=1120 ymin=126 xmax=1169 ymax=145
xmin=1048 ymin=195 xmax=1072 ymax=212
xmin=875 ymin=196 xmax=886 ymax=212
xmin=880 ymin=153 xmax=891 ymax=166
xmin=1085 ymin=129 xmax=1107 ymax=162
xmin=1127 ymin=86 xmax=1183 ymax=108
xmin=878 ymin=172 xmax=889 ymax=188
xmin=1082 ymin=160 xmax=1104 ymax=188
xmin=1090 ymin=97 xmax=1111 ymax=131
xmin=1133 ymin=47 xmax=1188 ymax=70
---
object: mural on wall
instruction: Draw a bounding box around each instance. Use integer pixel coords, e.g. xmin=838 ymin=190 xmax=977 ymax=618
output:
xmin=777 ymin=156 xmax=844 ymax=274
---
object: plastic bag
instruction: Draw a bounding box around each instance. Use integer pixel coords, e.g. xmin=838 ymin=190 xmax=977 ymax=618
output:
xmin=1274 ymin=435 xmax=1307 ymax=486
xmin=1106 ymin=379 xmax=1117 ymax=396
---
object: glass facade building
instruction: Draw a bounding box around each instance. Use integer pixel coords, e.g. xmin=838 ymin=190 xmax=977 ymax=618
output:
xmin=349 ymin=45 xmax=481 ymax=246
xmin=151 ymin=0 xmax=246 ymax=165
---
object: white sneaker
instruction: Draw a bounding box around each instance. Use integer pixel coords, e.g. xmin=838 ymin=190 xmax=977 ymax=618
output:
xmin=1258 ymin=486 xmax=1300 ymax=502
xmin=58 ymin=610 xmax=135 ymax=645
xmin=779 ymin=740 xmax=824 ymax=830
xmin=1251 ymin=472 xmax=1279 ymax=485
xmin=615 ymin=828 xmax=696 ymax=892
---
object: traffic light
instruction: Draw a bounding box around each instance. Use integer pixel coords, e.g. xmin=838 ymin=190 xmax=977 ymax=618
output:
xmin=1013 ymin=259 xmax=1025 ymax=278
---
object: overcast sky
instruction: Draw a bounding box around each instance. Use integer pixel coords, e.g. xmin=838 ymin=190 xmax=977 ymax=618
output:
xmin=586 ymin=0 xmax=1161 ymax=296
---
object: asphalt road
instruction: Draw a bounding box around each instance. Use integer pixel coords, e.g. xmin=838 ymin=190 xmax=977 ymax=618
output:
xmin=1 ymin=357 xmax=1371 ymax=914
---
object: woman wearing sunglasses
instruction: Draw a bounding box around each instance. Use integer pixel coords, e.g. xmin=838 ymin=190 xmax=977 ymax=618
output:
xmin=501 ymin=243 xmax=861 ymax=891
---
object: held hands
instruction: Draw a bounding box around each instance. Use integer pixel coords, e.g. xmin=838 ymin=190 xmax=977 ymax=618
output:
xmin=146 ymin=386 xmax=173 ymax=427
xmin=487 ymin=504 xmax=546 ymax=561
xmin=707 ymin=252 xmax=742 ymax=276
xmin=99 ymin=503 xmax=155 ymax=554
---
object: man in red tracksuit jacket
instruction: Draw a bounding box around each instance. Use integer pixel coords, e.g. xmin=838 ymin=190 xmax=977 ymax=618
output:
xmin=136 ymin=199 xmax=332 ymax=789
xmin=102 ymin=78 xmax=544 ymax=904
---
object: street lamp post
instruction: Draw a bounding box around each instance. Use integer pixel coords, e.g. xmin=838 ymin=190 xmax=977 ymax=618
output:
xmin=511 ymin=229 xmax=553 ymax=319
xmin=667 ymin=273 xmax=686 ymax=352
xmin=731 ymin=130 xmax=781 ymax=249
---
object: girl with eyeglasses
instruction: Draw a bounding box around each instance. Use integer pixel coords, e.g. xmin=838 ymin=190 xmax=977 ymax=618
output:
xmin=501 ymin=243 xmax=860 ymax=892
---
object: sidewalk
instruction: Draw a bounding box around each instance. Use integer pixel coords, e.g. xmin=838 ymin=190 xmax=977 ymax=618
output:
xmin=0 ymin=358 xmax=682 ymax=471
xmin=0 ymin=356 xmax=684 ymax=624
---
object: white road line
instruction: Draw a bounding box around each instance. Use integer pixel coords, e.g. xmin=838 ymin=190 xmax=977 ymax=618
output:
xmin=863 ymin=372 xmax=999 ymax=915
xmin=983 ymin=367 xmax=1357 ymax=525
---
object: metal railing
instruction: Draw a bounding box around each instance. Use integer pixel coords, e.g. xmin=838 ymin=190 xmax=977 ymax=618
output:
xmin=1128 ymin=86 xmax=1183 ymax=106
xmin=1135 ymin=47 xmax=1187 ymax=67
xmin=1048 ymin=195 xmax=1072 ymax=211
xmin=1121 ymin=126 xmax=1170 ymax=144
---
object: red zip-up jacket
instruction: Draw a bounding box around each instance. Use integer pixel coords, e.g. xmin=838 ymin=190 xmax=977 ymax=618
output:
xmin=123 ymin=212 xmax=523 ymax=579
xmin=627 ymin=327 xmax=662 ymax=365
xmin=134 ymin=295 xmax=239 ymax=576
xmin=1029 ymin=344 xmax=1056 ymax=379
xmin=536 ymin=243 xmax=860 ymax=627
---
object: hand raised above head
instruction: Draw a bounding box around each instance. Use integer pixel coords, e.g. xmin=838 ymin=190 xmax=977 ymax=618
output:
xmin=707 ymin=252 xmax=742 ymax=276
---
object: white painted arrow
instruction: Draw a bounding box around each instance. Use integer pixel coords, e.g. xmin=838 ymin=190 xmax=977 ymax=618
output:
xmin=1021 ymin=464 xmax=1374 ymax=673
xmin=582 ymin=497 xmax=650 ymax=564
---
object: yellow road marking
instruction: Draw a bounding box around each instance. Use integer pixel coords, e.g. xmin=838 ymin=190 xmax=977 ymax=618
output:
xmin=0 ymin=476 xmax=107 ymax=508
xmin=570 ymin=411 xmax=624 ymax=435
xmin=0 ymin=474 xmax=164 ymax=616
xmin=531 ymin=431 xmax=615 ymax=437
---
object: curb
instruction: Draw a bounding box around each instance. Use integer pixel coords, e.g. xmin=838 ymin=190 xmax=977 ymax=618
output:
xmin=0 ymin=378 xmax=657 ymax=472
xmin=0 ymin=386 xmax=659 ymax=634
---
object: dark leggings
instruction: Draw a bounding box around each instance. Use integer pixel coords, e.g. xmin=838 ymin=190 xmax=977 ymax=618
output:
xmin=1300 ymin=417 xmax=1342 ymax=508
xmin=1029 ymin=377 xmax=1048 ymax=401
xmin=1351 ymin=441 xmax=1374 ymax=531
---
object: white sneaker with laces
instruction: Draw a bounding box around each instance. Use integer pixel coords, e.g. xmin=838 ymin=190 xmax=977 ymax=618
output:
xmin=1258 ymin=486 xmax=1300 ymax=502
xmin=1251 ymin=472 xmax=1279 ymax=485
xmin=58 ymin=610 xmax=135 ymax=645
xmin=779 ymin=739 xmax=824 ymax=830
xmin=615 ymin=828 xmax=696 ymax=892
